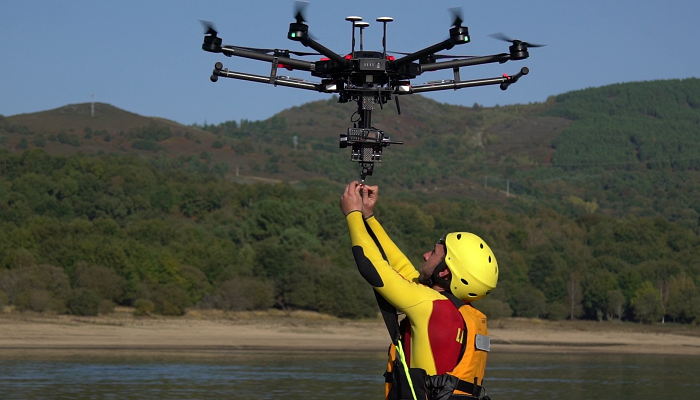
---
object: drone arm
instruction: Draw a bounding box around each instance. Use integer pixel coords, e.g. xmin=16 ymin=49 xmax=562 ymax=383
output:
xmin=405 ymin=67 xmax=529 ymax=93
xmin=393 ymin=38 xmax=456 ymax=68
xmin=220 ymin=46 xmax=315 ymax=71
xmin=211 ymin=64 xmax=324 ymax=92
xmin=419 ymin=53 xmax=511 ymax=72
xmin=299 ymin=38 xmax=347 ymax=65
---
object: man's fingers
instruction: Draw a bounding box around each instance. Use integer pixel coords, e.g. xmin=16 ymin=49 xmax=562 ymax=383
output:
xmin=345 ymin=181 xmax=358 ymax=196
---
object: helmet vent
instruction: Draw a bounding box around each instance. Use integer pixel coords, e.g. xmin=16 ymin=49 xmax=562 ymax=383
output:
xmin=461 ymin=278 xmax=468 ymax=286
xmin=486 ymin=290 xmax=491 ymax=295
xmin=468 ymin=293 xmax=477 ymax=297
xmin=457 ymin=234 xmax=462 ymax=240
xmin=480 ymin=243 xmax=483 ymax=249
xmin=488 ymin=256 xmax=492 ymax=263
xmin=495 ymin=265 xmax=498 ymax=274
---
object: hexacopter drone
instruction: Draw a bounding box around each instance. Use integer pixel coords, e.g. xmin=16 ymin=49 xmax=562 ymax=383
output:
xmin=201 ymin=2 xmax=542 ymax=182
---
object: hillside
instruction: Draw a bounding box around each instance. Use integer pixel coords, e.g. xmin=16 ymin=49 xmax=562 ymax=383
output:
xmin=1 ymin=78 xmax=700 ymax=324
xmin=2 ymin=96 xmax=570 ymax=186
xmin=3 ymin=80 xmax=700 ymax=211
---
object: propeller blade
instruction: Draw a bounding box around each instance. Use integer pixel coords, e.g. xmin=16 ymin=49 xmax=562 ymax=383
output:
xmin=449 ymin=7 xmax=464 ymax=28
xmin=488 ymin=32 xmax=513 ymax=43
xmin=294 ymin=1 xmax=309 ymax=24
xmin=489 ymin=32 xmax=546 ymax=48
xmin=200 ymin=20 xmax=218 ymax=36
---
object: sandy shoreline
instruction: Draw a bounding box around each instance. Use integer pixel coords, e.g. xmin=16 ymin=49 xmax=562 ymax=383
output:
xmin=2 ymin=309 xmax=700 ymax=358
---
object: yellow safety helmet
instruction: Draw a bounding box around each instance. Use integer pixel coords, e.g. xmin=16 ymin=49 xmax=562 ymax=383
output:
xmin=440 ymin=232 xmax=498 ymax=302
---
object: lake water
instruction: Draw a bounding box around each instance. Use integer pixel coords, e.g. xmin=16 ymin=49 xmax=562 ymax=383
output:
xmin=0 ymin=351 xmax=698 ymax=400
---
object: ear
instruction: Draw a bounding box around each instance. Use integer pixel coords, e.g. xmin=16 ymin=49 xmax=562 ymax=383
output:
xmin=438 ymin=268 xmax=451 ymax=279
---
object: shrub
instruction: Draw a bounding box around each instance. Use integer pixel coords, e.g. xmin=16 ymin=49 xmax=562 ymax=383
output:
xmin=152 ymin=283 xmax=191 ymax=316
xmin=128 ymin=122 xmax=172 ymax=142
xmin=547 ymin=302 xmax=568 ymax=321
xmin=132 ymin=140 xmax=160 ymax=152
xmin=134 ymin=298 xmax=154 ymax=316
xmin=13 ymin=291 xmax=32 ymax=311
xmin=31 ymin=134 xmax=46 ymax=148
xmin=211 ymin=141 xmax=224 ymax=149
xmin=6 ymin=264 xmax=70 ymax=308
xmin=29 ymin=290 xmax=51 ymax=312
xmin=48 ymin=297 xmax=67 ymax=314
xmin=68 ymin=288 xmax=100 ymax=316
xmin=474 ymin=297 xmax=513 ymax=320
xmin=178 ymin=265 xmax=211 ymax=303
xmin=0 ymin=290 xmax=8 ymax=307
xmin=57 ymin=131 xmax=80 ymax=146
xmin=99 ymin=299 xmax=116 ymax=315
xmin=514 ymin=289 xmax=548 ymax=318
xmin=74 ymin=264 xmax=126 ymax=302
xmin=214 ymin=278 xmax=274 ymax=311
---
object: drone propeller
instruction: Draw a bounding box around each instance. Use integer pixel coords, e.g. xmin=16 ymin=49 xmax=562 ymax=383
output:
xmin=489 ymin=32 xmax=546 ymax=48
xmin=450 ymin=7 xmax=464 ymax=28
xmin=294 ymin=1 xmax=309 ymax=24
xmin=290 ymin=1 xmax=320 ymax=40
xmin=200 ymin=20 xmax=218 ymax=36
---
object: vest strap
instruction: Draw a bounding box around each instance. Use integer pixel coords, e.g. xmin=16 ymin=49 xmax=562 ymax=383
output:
xmin=455 ymin=378 xmax=483 ymax=397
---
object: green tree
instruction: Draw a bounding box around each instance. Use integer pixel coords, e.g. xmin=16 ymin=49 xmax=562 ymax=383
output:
xmin=605 ymin=289 xmax=626 ymax=321
xmin=514 ymin=288 xmax=547 ymax=318
xmin=152 ymin=283 xmax=191 ymax=316
xmin=31 ymin=134 xmax=46 ymax=148
xmin=667 ymin=273 xmax=699 ymax=323
xmin=68 ymin=288 xmax=101 ymax=316
xmin=74 ymin=264 xmax=127 ymax=303
xmin=632 ymin=281 xmax=663 ymax=323
xmin=211 ymin=278 xmax=273 ymax=311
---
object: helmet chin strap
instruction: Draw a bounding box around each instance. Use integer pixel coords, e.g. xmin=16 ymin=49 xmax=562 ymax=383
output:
xmin=428 ymin=259 xmax=451 ymax=292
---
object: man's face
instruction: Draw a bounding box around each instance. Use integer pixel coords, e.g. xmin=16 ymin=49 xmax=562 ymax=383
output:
xmin=418 ymin=242 xmax=446 ymax=285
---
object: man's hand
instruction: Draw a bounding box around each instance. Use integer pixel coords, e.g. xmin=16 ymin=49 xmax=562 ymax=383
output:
xmin=361 ymin=184 xmax=379 ymax=219
xmin=340 ymin=181 xmax=363 ymax=216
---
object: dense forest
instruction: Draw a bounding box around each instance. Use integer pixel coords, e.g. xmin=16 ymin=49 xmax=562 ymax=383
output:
xmin=1 ymin=79 xmax=699 ymax=324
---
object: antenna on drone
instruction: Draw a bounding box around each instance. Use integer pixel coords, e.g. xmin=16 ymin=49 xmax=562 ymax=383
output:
xmin=91 ymin=94 xmax=95 ymax=117
xmin=356 ymin=21 xmax=369 ymax=51
xmin=376 ymin=17 xmax=393 ymax=59
xmin=345 ymin=16 xmax=362 ymax=58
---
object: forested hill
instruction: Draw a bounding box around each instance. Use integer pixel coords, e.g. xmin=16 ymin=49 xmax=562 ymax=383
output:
xmin=546 ymin=79 xmax=700 ymax=169
xmin=1 ymin=78 xmax=699 ymax=325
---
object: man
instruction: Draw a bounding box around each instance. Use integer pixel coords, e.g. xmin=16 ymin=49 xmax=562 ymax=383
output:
xmin=340 ymin=181 xmax=498 ymax=400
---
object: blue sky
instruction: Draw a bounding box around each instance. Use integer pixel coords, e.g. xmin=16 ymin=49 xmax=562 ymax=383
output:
xmin=1 ymin=0 xmax=698 ymax=125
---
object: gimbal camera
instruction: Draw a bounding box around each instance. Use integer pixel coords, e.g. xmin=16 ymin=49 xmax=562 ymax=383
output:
xmin=201 ymin=3 xmax=542 ymax=182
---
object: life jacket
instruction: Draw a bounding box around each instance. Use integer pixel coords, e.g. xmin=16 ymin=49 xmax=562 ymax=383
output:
xmin=384 ymin=292 xmax=491 ymax=400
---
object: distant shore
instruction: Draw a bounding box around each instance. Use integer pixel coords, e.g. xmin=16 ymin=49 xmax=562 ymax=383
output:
xmin=2 ymin=308 xmax=699 ymax=358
